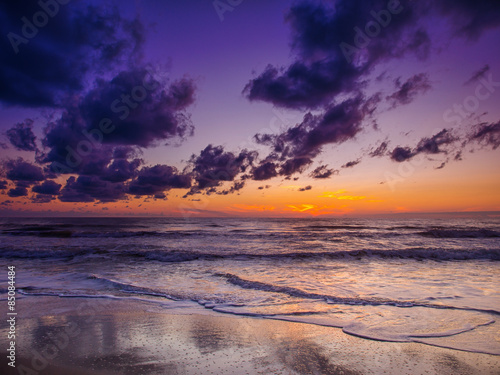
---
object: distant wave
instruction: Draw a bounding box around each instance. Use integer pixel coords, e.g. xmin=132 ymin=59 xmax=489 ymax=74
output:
xmin=1 ymin=229 xmax=196 ymax=238
xmin=418 ymin=229 xmax=500 ymax=238
xmin=2 ymin=246 xmax=498 ymax=261
xmin=294 ymin=225 xmax=376 ymax=230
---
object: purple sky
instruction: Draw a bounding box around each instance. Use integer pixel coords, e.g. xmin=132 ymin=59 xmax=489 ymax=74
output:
xmin=0 ymin=0 xmax=499 ymax=216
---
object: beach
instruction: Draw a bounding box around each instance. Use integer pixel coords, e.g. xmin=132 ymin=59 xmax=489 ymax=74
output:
xmin=1 ymin=296 xmax=499 ymax=375
xmin=1 ymin=216 xmax=499 ymax=374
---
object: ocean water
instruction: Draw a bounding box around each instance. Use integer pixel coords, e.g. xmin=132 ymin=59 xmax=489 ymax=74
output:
xmin=1 ymin=216 xmax=499 ymax=355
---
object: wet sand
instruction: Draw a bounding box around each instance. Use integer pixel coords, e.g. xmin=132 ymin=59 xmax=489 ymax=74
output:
xmin=1 ymin=296 xmax=499 ymax=374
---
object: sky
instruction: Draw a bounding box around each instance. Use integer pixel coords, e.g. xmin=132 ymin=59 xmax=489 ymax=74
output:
xmin=0 ymin=0 xmax=499 ymax=217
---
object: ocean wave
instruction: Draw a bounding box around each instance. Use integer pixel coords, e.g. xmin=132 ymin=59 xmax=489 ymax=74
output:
xmin=86 ymin=275 xmax=180 ymax=300
xmin=1 ymin=247 xmax=499 ymax=261
xmin=418 ymin=229 xmax=500 ymax=238
xmin=0 ymin=229 xmax=197 ymax=238
xmin=294 ymin=225 xmax=376 ymax=230
xmin=213 ymin=273 xmax=500 ymax=316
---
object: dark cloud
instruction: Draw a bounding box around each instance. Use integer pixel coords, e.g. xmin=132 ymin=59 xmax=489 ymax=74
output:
xmin=0 ymin=2 xmax=144 ymax=107
xmin=309 ymin=165 xmax=337 ymax=179
xmin=189 ymin=145 xmax=256 ymax=190
xmin=369 ymin=141 xmax=389 ymax=157
xmin=252 ymin=94 xmax=379 ymax=176
xmin=469 ymin=121 xmax=500 ymax=149
xmin=342 ymin=159 xmax=361 ymax=168
xmin=7 ymin=186 xmax=28 ymax=198
xmin=244 ymin=0 xmax=428 ymax=110
xmin=0 ymin=180 xmax=7 ymax=189
xmin=214 ymin=181 xmax=246 ymax=196
xmin=251 ymin=161 xmax=278 ymax=181
xmin=463 ymin=64 xmax=490 ymax=86
xmin=3 ymin=158 xmax=45 ymax=183
xmin=59 ymin=176 xmax=126 ymax=203
xmin=100 ymin=158 xmax=143 ymax=183
xmin=390 ymin=129 xmax=457 ymax=162
xmin=78 ymin=69 xmax=196 ymax=147
xmin=32 ymin=180 xmax=61 ymax=195
xmin=32 ymin=194 xmax=56 ymax=204
xmin=6 ymin=119 xmax=37 ymax=151
xmin=279 ymin=157 xmax=313 ymax=176
xmin=386 ymin=73 xmax=431 ymax=107
xmin=435 ymin=162 xmax=446 ymax=170
xmin=433 ymin=0 xmax=500 ymax=39
xmin=415 ymin=129 xmax=456 ymax=154
xmin=128 ymin=164 xmax=191 ymax=196
xmin=298 ymin=185 xmax=312 ymax=192
xmin=40 ymin=69 xmax=196 ymax=175
xmin=390 ymin=146 xmax=414 ymax=162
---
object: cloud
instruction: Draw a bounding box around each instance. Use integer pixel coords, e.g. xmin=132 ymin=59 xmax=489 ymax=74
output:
xmin=214 ymin=181 xmax=246 ymax=196
xmin=189 ymin=145 xmax=256 ymax=191
xmin=337 ymin=195 xmax=365 ymax=200
xmin=59 ymin=175 xmax=126 ymax=203
xmin=40 ymin=69 xmax=196 ymax=175
xmin=78 ymin=69 xmax=196 ymax=147
xmin=463 ymin=64 xmax=490 ymax=86
xmin=341 ymin=159 xmax=361 ymax=168
xmin=252 ymin=94 xmax=380 ymax=177
xmin=390 ymin=129 xmax=457 ymax=162
xmin=5 ymin=119 xmax=37 ymax=151
xmin=252 ymin=161 xmax=278 ymax=181
xmin=32 ymin=180 xmax=61 ymax=195
xmin=469 ymin=121 xmax=500 ymax=149
xmin=0 ymin=3 xmax=144 ymax=107
xmin=298 ymin=185 xmax=312 ymax=191
xmin=386 ymin=73 xmax=431 ymax=107
xmin=318 ymin=190 xmax=364 ymax=200
xmin=390 ymin=146 xmax=414 ymax=162
xmin=309 ymin=165 xmax=337 ymax=179
xmin=128 ymin=164 xmax=191 ymax=196
xmin=0 ymin=180 xmax=7 ymax=189
xmin=369 ymin=141 xmax=389 ymax=157
xmin=433 ymin=0 xmax=500 ymax=40
xmin=243 ymin=0 xmax=429 ymax=110
xmin=3 ymin=158 xmax=45 ymax=183
xmin=7 ymin=186 xmax=28 ymax=198
xmin=415 ymin=129 xmax=456 ymax=154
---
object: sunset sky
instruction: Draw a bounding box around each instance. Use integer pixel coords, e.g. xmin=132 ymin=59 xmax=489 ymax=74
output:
xmin=1 ymin=0 xmax=499 ymax=217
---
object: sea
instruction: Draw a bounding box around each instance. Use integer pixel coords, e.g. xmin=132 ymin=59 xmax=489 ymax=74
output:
xmin=1 ymin=216 xmax=499 ymax=355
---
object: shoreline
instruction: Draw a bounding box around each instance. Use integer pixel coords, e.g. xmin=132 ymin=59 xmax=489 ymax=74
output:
xmin=1 ymin=296 xmax=499 ymax=374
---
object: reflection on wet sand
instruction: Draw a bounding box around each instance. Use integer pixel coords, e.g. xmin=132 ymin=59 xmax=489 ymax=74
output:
xmin=1 ymin=296 xmax=499 ymax=375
